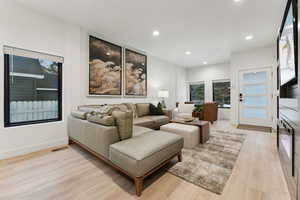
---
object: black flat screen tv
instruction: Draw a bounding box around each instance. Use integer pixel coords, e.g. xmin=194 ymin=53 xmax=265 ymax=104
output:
xmin=278 ymin=0 xmax=298 ymax=86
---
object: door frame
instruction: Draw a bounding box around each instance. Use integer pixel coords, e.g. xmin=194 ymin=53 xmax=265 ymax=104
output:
xmin=237 ymin=66 xmax=274 ymax=127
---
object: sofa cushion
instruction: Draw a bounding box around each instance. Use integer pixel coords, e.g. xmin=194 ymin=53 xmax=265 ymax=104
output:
xmin=132 ymin=126 xmax=153 ymax=137
xmin=71 ymin=110 xmax=88 ymax=120
xmin=87 ymin=114 xmax=115 ymax=126
xmin=112 ymin=110 xmax=133 ymax=140
xmin=136 ymin=103 xmax=150 ymax=117
xmin=109 ymin=131 xmax=184 ymax=177
xmin=133 ymin=117 xmax=155 ymax=128
xmin=147 ymin=115 xmax=169 ymax=126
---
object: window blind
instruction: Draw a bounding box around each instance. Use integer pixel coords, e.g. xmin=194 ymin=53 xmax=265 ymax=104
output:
xmin=212 ymin=79 xmax=230 ymax=83
xmin=3 ymin=46 xmax=64 ymax=63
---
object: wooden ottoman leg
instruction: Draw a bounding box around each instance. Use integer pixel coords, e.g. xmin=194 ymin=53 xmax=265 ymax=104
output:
xmin=178 ymin=151 xmax=182 ymax=162
xmin=69 ymin=138 xmax=74 ymax=145
xmin=134 ymin=177 xmax=144 ymax=196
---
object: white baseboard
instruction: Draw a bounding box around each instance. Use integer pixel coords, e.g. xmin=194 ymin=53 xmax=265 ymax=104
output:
xmin=0 ymin=138 xmax=68 ymax=160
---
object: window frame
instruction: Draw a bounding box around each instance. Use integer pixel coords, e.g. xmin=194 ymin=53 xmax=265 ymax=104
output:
xmin=212 ymin=80 xmax=231 ymax=109
xmin=4 ymin=53 xmax=63 ymax=127
xmin=189 ymin=82 xmax=205 ymax=104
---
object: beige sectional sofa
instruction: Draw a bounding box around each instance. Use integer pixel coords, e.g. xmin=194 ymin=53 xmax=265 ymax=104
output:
xmin=68 ymin=103 xmax=183 ymax=196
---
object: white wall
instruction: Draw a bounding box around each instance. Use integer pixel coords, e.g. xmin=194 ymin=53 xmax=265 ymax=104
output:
xmin=186 ymin=63 xmax=231 ymax=120
xmin=175 ymin=67 xmax=187 ymax=103
xmin=77 ymin=30 xmax=183 ymax=109
xmin=230 ymin=45 xmax=277 ymax=127
xmin=0 ymin=1 xmax=79 ymax=159
xmin=185 ymin=45 xmax=277 ymax=123
xmin=0 ymin=2 xmax=183 ymax=159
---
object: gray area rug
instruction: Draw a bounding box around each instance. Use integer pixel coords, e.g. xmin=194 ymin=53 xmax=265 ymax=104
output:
xmin=166 ymin=130 xmax=246 ymax=195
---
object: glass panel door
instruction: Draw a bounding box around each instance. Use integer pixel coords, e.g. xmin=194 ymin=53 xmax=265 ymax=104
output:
xmin=239 ymin=68 xmax=272 ymax=126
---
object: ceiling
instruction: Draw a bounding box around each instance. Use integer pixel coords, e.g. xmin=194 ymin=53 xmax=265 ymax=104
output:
xmin=14 ymin=0 xmax=286 ymax=67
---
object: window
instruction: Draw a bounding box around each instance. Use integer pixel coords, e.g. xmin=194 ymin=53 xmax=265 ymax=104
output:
xmin=189 ymin=83 xmax=205 ymax=104
xmin=213 ymin=80 xmax=231 ymax=108
xmin=4 ymin=46 xmax=63 ymax=127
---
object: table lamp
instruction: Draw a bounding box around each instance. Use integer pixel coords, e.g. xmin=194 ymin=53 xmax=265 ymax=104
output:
xmin=158 ymin=90 xmax=169 ymax=108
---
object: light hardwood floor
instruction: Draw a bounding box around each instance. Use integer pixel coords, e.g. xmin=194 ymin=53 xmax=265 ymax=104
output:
xmin=0 ymin=121 xmax=291 ymax=200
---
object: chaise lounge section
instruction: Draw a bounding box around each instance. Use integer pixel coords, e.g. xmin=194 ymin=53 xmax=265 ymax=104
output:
xmin=68 ymin=104 xmax=183 ymax=196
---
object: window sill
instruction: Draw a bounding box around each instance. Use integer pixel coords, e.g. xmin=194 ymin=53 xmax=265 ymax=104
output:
xmin=218 ymin=107 xmax=231 ymax=109
xmin=4 ymin=118 xmax=62 ymax=128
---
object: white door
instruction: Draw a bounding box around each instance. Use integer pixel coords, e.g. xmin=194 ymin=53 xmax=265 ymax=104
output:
xmin=238 ymin=68 xmax=273 ymax=127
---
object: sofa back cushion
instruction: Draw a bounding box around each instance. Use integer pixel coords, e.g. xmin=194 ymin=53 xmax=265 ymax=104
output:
xmin=87 ymin=114 xmax=115 ymax=126
xmin=112 ymin=110 xmax=133 ymax=140
xmin=136 ymin=103 xmax=150 ymax=117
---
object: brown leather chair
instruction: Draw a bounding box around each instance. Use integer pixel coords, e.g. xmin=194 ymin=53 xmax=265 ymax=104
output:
xmin=203 ymin=103 xmax=218 ymax=124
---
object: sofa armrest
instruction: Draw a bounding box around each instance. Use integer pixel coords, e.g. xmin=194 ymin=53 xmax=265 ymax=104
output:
xmin=85 ymin=121 xmax=120 ymax=159
xmin=163 ymin=109 xmax=172 ymax=120
xmin=68 ymin=115 xmax=119 ymax=159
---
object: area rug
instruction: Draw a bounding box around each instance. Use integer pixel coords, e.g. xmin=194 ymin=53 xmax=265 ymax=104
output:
xmin=166 ymin=130 xmax=246 ymax=195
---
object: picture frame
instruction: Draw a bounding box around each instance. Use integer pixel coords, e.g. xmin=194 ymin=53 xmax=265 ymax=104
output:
xmin=124 ymin=49 xmax=147 ymax=97
xmin=89 ymin=35 xmax=122 ymax=96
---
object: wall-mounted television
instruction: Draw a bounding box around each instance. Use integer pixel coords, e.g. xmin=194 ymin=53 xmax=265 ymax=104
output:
xmin=278 ymin=0 xmax=298 ymax=86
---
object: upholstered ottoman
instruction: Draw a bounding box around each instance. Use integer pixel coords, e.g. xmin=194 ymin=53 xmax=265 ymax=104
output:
xmin=160 ymin=123 xmax=200 ymax=149
xmin=109 ymin=131 xmax=183 ymax=196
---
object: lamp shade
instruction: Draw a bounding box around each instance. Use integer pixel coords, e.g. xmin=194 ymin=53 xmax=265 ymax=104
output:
xmin=158 ymin=90 xmax=169 ymax=98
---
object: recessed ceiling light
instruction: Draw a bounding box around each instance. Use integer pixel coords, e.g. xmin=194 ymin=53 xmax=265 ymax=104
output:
xmin=185 ymin=51 xmax=191 ymax=55
xmin=245 ymin=35 xmax=253 ymax=40
xmin=234 ymin=0 xmax=241 ymax=2
xmin=153 ymin=30 xmax=160 ymax=36
xmin=203 ymin=61 xmax=208 ymax=65
xmin=106 ymin=52 xmax=111 ymax=56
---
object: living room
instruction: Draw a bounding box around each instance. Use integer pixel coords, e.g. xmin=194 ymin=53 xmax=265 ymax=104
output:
xmin=0 ymin=0 xmax=299 ymax=199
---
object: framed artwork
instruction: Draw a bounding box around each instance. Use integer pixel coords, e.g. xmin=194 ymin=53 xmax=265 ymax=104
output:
xmin=124 ymin=49 xmax=147 ymax=97
xmin=89 ymin=36 xmax=122 ymax=96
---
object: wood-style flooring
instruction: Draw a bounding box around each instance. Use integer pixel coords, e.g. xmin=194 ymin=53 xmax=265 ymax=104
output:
xmin=0 ymin=121 xmax=291 ymax=200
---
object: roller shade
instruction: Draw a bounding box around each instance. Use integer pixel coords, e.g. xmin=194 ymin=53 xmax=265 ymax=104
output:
xmin=212 ymin=79 xmax=230 ymax=83
xmin=3 ymin=46 xmax=64 ymax=63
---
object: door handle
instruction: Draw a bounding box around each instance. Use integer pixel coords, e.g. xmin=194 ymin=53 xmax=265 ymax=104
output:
xmin=239 ymin=93 xmax=243 ymax=102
